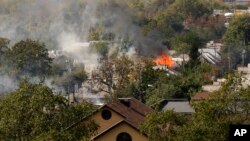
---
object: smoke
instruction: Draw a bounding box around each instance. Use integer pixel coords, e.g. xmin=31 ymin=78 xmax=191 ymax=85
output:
xmin=0 ymin=75 xmax=18 ymax=94
xmin=0 ymin=0 xmax=165 ymax=54
xmin=0 ymin=0 xmax=167 ymax=94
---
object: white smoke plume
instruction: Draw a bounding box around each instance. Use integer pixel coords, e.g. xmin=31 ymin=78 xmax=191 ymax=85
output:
xmin=0 ymin=0 xmax=166 ymax=94
xmin=0 ymin=75 xmax=18 ymax=94
xmin=0 ymin=0 xmax=165 ymax=54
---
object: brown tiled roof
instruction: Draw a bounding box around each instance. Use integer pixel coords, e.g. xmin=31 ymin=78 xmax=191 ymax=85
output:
xmin=192 ymin=91 xmax=211 ymax=100
xmin=105 ymin=98 xmax=153 ymax=129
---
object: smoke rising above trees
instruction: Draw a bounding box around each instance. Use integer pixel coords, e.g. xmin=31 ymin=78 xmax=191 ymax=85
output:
xmin=0 ymin=0 xmax=166 ymax=55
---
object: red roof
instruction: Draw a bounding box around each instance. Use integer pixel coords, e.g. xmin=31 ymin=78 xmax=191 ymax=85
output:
xmin=105 ymin=98 xmax=153 ymax=128
xmin=192 ymin=91 xmax=211 ymax=100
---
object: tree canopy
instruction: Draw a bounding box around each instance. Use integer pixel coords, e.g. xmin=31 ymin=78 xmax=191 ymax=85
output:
xmin=5 ymin=39 xmax=53 ymax=80
xmin=0 ymin=80 xmax=97 ymax=141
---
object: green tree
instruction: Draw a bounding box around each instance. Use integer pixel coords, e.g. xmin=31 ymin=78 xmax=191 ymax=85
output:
xmin=176 ymin=72 xmax=250 ymax=141
xmin=53 ymin=66 xmax=88 ymax=94
xmin=51 ymin=55 xmax=73 ymax=76
xmin=0 ymin=37 xmax=10 ymax=69
xmin=223 ymin=15 xmax=250 ymax=67
xmin=0 ymin=80 xmax=97 ymax=140
xmin=171 ymin=31 xmax=203 ymax=67
xmin=223 ymin=15 xmax=250 ymax=46
xmin=145 ymin=64 xmax=212 ymax=107
xmin=121 ymin=58 xmax=164 ymax=103
xmin=140 ymin=110 xmax=186 ymax=141
xmin=5 ymin=39 xmax=53 ymax=80
xmin=91 ymin=55 xmax=135 ymax=99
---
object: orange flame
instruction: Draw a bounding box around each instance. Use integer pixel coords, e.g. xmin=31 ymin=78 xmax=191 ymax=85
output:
xmin=153 ymin=52 xmax=174 ymax=68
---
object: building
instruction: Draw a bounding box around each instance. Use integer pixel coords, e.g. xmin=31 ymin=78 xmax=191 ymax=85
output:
xmin=222 ymin=0 xmax=250 ymax=5
xmin=72 ymin=98 xmax=152 ymax=141
xmin=199 ymin=41 xmax=223 ymax=65
xmin=202 ymin=78 xmax=226 ymax=92
xmin=160 ymin=99 xmax=195 ymax=115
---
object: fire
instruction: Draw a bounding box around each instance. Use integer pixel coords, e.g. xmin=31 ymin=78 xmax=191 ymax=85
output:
xmin=153 ymin=52 xmax=174 ymax=68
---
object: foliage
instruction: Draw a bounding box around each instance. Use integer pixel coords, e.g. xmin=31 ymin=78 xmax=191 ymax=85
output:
xmin=223 ymin=14 xmax=250 ymax=46
xmin=0 ymin=37 xmax=10 ymax=69
xmin=4 ymin=39 xmax=52 ymax=81
xmin=145 ymin=63 xmax=212 ymax=107
xmin=0 ymin=80 xmax=97 ymax=140
xmin=171 ymin=31 xmax=204 ymax=67
xmin=90 ymin=41 xmax=109 ymax=58
xmin=53 ymin=66 xmax=88 ymax=94
xmin=222 ymin=14 xmax=250 ymax=68
xmin=122 ymin=58 xmax=164 ymax=102
xmin=140 ymin=110 xmax=186 ymax=141
xmin=91 ymin=55 xmax=135 ymax=99
xmin=140 ymin=72 xmax=250 ymax=141
xmin=176 ymin=72 xmax=250 ymax=141
xmin=51 ymin=55 xmax=73 ymax=76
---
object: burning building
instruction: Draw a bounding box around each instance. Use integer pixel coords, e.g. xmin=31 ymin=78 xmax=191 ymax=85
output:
xmin=152 ymin=51 xmax=180 ymax=75
xmin=153 ymin=52 xmax=175 ymax=68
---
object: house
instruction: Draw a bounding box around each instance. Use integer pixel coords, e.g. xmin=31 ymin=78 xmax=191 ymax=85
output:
xmin=73 ymin=98 xmax=152 ymax=141
xmin=199 ymin=41 xmax=222 ymax=65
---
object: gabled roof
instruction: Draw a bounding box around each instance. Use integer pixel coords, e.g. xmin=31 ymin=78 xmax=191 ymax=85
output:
xmin=104 ymin=98 xmax=153 ymax=128
xmin=67 ymin=97 xmax=153 ymax=130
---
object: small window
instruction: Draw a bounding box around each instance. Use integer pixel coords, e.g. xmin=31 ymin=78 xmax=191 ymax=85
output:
xmin=101 ymin=109 xmax=112 ymax=120
xmin=116 ymin=132 xmax=132 ymax=141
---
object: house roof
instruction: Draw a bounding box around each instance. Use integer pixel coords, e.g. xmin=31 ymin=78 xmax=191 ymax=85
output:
xmin=198 ymin=48 xmax=221 ymax=65
xmin=192 ymin=91 xmax=211 ymax=100
xmin=104 ymin=98 xmax=153 ymax=128
xmin=162 ymin=99 xmax=195 ymax=113
xmin=67 ymin=97 xmax=153 ymax=130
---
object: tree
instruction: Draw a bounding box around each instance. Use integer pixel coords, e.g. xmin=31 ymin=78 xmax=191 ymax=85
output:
xmin=176 ymin=72 xmax=250 ymax=141
xmin=53 ymin=66 xmax=88 ymax=94
xmin=91 ymin=55 xmax=135 ymax=99
xmin=140 ymin=110 xmax=186 ymax=141
xmin=120 ymin=58 xmax=164 ymax=102
xmin=171 ymin=31 xmax=204 ymax=67
xmin=0 ymin=80 xmax=97 ymax=140
xmin=223 ymin=15 xmax=250 ymax=46
xmin=0 ymin=37 xmax=10 ymax=69
xmin=51 ymin=55 xmax=73 ymax=76
xmin=223 ymin=15 xmax=250 ymax=67
xmin=5 ymin=39 xmax=53 ymax=80
xmin=145 ymin=64 xmax=212 ymax=107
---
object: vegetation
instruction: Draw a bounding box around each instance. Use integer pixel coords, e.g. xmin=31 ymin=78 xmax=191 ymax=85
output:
xmin=222 ymin=15 xmax=250 ymax=68
xmin=142 ymin=72 xmax=250 ymax=141
xmin=0 ymin=80 xmax=97 ymax=140
xmin=0 ymin=0 xmax=249 ymax=140
xmin=4 ymin=39 xmax=52 ymax=81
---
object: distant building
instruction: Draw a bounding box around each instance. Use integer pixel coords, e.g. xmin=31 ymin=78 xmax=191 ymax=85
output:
xmin=222 ymin=0 xmax=250 ymax=5
xmin=201 ymin=64 xmax=250 ymax=93
xmin=202 ymin=78 xmax=226 ymax=92
xmin=70 ymin=98 xmax=152 ymax=141
xmin=199 ymin=41 xmax=223 ymax=65
xmin=160 ymin=99 xmax=195 ymax=115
